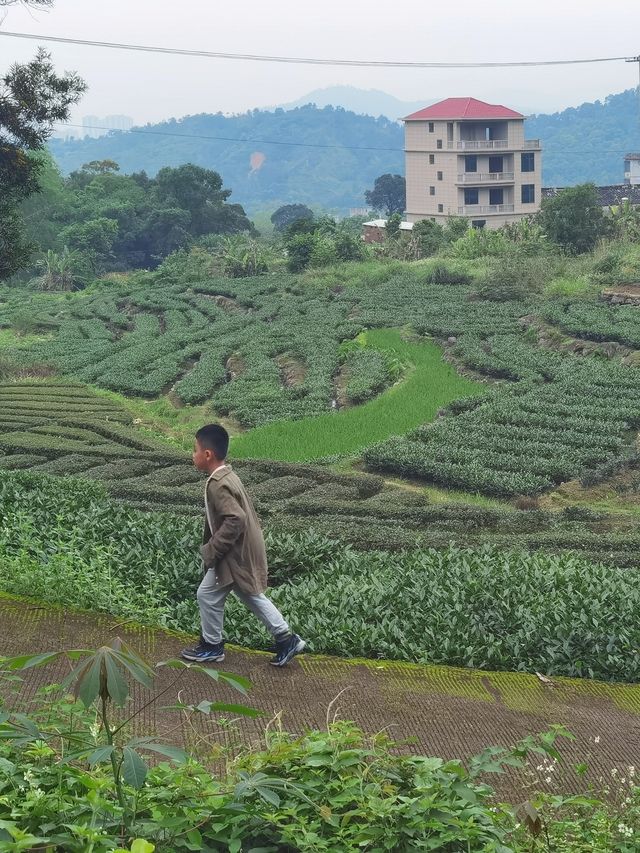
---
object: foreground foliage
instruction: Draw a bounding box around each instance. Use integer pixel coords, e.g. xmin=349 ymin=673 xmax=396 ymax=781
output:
xmin=0 ymin=640 xmax=603 ymax=853
xmin=1 ymin=641 xmax=639 ymax=851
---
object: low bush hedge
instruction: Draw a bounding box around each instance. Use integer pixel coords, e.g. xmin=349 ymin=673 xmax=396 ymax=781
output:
xmin=3 ymin=470 xmax=640 ymax=682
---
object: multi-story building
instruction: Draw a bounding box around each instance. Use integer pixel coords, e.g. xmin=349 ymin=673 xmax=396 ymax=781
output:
xmin=624 ymin=153 xmax=640 ymax=185
xmin=81 ymin=114 xmax=134 ymax=139
xmin=403 ymin=97 xmax=542 ymax=229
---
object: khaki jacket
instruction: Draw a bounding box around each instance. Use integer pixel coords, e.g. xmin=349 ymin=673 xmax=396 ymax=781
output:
xmin=200 ymin=464 xmax=268 ymax=595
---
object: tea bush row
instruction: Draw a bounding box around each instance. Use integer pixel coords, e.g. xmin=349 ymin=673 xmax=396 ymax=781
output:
xmin=365 ymin=359 xmax=640 ymax=494
xmin=4 ymin=470 xmax=640 ymax=681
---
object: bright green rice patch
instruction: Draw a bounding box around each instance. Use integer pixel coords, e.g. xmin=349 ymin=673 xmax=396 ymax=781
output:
xmin=231 ymin=329 xmax=485 ymax=462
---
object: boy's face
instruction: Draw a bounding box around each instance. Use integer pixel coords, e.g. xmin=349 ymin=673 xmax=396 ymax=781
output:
xmin=192 ymin=439 xmax=217 ymax=472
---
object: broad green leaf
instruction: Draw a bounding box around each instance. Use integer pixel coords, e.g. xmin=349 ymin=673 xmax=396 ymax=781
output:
xmin=75 ymin=656 xmax=103 ymax=708
xmin=126 ymin=739 xmax=186 ymax=763
xmin=195 ymin=701 xmax=262 ymax=718
xmin=255 ymin=786 xmax=281 ymax=807
xmin=103 ymin=652 xmax=129 ymax=706
xmin=1 ymin=652 xmax=60 ymax=671
xmin=130 ymin=840 xmax=155 ymax=853
xmin=157 ymin=659 xmax=251 ymax=695
xmin=122 ymin=746 xmax=147 ymax=789
xmin=87 ymin=745 xmax=115 ymax=766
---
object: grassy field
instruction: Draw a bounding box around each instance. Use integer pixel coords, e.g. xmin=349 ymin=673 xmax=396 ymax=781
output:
xmin=231 ymin=329 xmax=484 ymax=461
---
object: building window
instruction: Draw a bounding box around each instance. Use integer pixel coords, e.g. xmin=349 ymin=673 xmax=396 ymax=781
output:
xmin=437 ymin=171 xmax=443 ymax=181
xmin=438 ymin=204 xmax=444 ymax=213
xmin=429 ymin=154 xmax=435 ymax=164
xmin=464 ymin=155 xmax=477 ymax=172
xmin=428 ymin=122 xmax=434 ymax=132
xmin=437 ymin=139 xmax=443 ymax=149
xmin=522 ymin=184 xmax=535 ymax=203
xmin=429 ymin=186 xmax=435 ymax=196
xmin=464 ymin=188 xmax=479 ymax=205
xmin=521 ymin=152 xmax=535 ymax=172
xmin=489 ymin=188 xmax=504 ymax=206
xmin=488 ymin=155 xmax=503 ymax=174
xmin=471 ymin=219 xmax=486 ymax=229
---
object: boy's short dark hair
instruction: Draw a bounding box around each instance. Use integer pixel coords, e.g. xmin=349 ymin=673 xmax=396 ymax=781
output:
xmin=195 ymin=424 xmax=229 ymax=459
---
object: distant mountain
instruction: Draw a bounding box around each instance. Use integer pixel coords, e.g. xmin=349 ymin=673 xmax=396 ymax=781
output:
xmin=275 ymin=86 xmax=546 ymax=121
xmin=271 ymin=86 xmax=435 ymax=120
xmin=48 ymin=89 xmax=640 ymax=214
xmin=526 ymin=88 xmax=639 ymax=187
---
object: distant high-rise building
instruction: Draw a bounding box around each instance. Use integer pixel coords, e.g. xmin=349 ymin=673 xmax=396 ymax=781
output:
xmin=104 ymin=115 xmax=134 ymax=132
xmin=81 ymin=114 xmax=134 ymax=139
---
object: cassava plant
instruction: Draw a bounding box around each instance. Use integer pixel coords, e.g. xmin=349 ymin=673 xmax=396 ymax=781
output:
xmin=0 ymin=639 xmax=258 ymax=838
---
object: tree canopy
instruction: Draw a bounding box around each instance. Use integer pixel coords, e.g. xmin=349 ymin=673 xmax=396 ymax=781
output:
xmin=538 ymin=183 xmax=607 ymax=254
xmin=0 ymin=49 xmax=85 ymax=279
xmin=271 ymin=204 xmax=315 ymax=232
xmin=9 ymin=159 xmax=255 ymax=280
xmin=365 ymin=173 xmax=406 ymax=216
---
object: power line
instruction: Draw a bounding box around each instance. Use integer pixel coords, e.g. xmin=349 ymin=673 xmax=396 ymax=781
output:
xmin=54 ymin=123 xmax=638 ymax=157
xmin=0 ymin=30 xmax=635 ymax=68
xmin=57 ymin=123 xmax=404 ymax=152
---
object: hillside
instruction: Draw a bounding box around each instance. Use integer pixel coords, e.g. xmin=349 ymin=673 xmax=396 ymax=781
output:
xmin=48 ymin=105 xmax=404 ymax=214
xmin=47 ymin=89 xmax=640 ymax=213
xmin=526 ymin=87 xmax=640 ymax=187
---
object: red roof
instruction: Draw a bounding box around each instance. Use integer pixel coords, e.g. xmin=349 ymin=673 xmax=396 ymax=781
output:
xmin=403 ymin=97 xmax=524 ymax=121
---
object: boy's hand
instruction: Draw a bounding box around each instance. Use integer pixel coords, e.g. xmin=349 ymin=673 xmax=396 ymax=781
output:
xmin=200 ymin=541 xmax=216 ymax=568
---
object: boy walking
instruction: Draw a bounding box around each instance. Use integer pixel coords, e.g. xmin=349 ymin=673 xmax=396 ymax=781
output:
xmin=181 ymin=424 xmax=306 ymax=667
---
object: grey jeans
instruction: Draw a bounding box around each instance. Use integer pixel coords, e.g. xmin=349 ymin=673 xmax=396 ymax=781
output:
xmin=197 ymin=568 xmax=289 ymax=645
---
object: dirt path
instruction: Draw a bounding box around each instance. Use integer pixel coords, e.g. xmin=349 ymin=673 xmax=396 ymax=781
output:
xmin=2 ymin=594 xmax=639 ymax=799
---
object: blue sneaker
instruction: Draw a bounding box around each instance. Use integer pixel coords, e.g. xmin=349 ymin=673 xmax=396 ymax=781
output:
xmin=270 ymin=633 xmax=306 ymax=667
xmin=181 ymin=638 xmax=225 ymax=663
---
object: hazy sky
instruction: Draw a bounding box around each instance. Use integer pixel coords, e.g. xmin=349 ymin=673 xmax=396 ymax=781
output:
xmin=1 ymin=0 xmax=639 ymax=126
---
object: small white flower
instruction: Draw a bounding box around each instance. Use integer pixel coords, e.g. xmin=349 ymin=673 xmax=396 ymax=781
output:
xmin=594 ymin=736 xmax=601 ymax=744
xmin=545 ymin=776 xmax=552 ymax=784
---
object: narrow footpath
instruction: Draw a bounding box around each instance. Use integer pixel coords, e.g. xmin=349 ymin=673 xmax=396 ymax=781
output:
xmin=2 ymin=594 xmax=639 ymax=799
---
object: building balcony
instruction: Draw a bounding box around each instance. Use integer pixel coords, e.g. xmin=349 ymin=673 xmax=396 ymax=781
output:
xmin=455 ymin=139 xmax=509 ymax=150
xmin=456 ymin=172 xmax=515 ymax=183
xmin=457 ymin=204 xmax=515 ymax=215
xmin=447 ymin=138 xmax=541 ymax=151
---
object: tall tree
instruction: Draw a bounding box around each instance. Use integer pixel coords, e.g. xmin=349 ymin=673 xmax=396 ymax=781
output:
xmin=538 ymin=183 xmax=607 ymax=254
xmin=153 ymin=164 xmax=253 ymax=237
xmin=365 ymin=173 xmax=406 ymax=216
xmin=0 ymin=48 xmax=85 ymax=278
xmin=270 ymin=203 xmax=314 ymax=232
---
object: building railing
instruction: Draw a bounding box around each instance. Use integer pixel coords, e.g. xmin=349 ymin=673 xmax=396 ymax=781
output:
xmin=444 ymin=139 xmax=541 ymax=151
xmin=457 ymin=204 xmax=515 ymax=215
xmin=457 ymin=172 xmax=515 ymax=183
xmin=456 ymin=139 xmax=509 ymax=149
